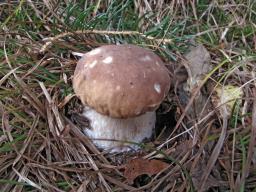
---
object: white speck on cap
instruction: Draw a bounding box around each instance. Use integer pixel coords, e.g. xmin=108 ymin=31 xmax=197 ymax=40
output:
xmin=88 ymin=48 xmax=101 ymax=56
xmin=155 ymin=61 xmax=160 ymax=66
xmin=141 ymin=55 xmax=152 ymax=62
xmin=143 ymin=72 xmax=146 ymax=78
xmin=134 ymin=108 xmax=142 ymax=115
xmin=89 ymin=60 xmax=98 ymax=68
xmin=116 ymin=85 xmax=121 ymax=90
xmin=103 ymin=56 xmax=113 ymax=64
xmin=154 ymin=83 xmax=161 ymax=94
xmin=148 ymin=102 xmax=160 ymax=109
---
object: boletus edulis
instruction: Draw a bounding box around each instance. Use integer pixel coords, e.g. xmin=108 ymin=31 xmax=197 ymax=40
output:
xmin=73 ymin=44 xmax=171 ymax=152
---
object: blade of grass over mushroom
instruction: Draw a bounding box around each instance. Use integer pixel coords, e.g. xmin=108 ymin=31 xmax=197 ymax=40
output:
xmin=39 ymin=30 xmax=175 ymax=53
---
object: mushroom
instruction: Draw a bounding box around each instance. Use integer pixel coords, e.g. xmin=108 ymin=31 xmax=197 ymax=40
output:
xmin=73 ymin=44 xmax=171 ymax=152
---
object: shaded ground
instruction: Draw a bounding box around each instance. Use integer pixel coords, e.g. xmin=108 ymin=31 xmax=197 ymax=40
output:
xmin=1 ymin=1 xmax=256 ymax=191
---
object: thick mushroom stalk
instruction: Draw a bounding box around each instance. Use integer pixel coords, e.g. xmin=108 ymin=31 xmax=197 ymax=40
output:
xmin=73 ymin=44 xmax=171 ymax=152
xmin=83 ymin=107 xmax=156 ymax=152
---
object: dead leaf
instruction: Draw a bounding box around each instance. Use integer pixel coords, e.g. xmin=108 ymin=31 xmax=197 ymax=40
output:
xmin=177 ymin=43 xmax=213 ymax=121
xmin=124 ymin=158 xmax=169 ymax=184
xmin=182 ymin=43 xmax=212 ymax=90
xmin=211 ymin=85 xmax=243 ymax=117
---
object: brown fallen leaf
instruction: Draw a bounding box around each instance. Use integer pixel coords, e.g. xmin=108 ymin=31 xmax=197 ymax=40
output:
xmin=211 ymin=85 xmax=243 ymax=118
xmin=182 ymin=43 xmax=212 ymax=89
xmin=124 ymin=158 xmax=169 ymax=184
xmin=177 ymin=43 xmax=213 ymax=122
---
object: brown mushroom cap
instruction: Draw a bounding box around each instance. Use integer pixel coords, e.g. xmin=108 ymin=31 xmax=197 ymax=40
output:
xmin=73 ymin=44 xmax=171 ymax=118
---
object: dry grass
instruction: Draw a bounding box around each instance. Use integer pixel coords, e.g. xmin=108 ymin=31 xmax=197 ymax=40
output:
xmin=1 ymin=0 xmax=256 ymax=191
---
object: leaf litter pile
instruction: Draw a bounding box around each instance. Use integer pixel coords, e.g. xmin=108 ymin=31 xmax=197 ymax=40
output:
xmin=1 ymin=1 xmax=256 ymax=191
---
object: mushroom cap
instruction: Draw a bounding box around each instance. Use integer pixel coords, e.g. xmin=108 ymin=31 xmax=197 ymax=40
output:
xmin=73 ymin=44 xmax=171 ymax=118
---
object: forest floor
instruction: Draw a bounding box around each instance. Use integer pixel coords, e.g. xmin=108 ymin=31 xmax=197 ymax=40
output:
xmin=0 ymin=1 xmax=256 ymax=191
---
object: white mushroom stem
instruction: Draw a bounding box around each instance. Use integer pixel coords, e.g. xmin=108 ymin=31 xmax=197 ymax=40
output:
xmin=82 ymin=107 xmax=156 ymax=153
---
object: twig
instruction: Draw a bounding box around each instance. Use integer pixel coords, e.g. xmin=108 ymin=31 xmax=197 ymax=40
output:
xmin=40 ymin=30 xmax=173 ymax=52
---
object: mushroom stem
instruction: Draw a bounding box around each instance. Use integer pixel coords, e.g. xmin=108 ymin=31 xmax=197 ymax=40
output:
xmin=83 ymin=107 xmax=156 ymax=153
